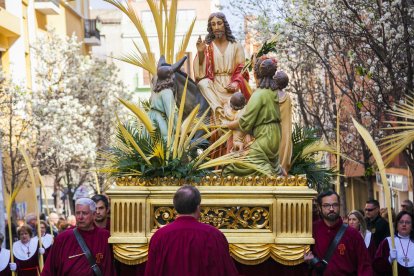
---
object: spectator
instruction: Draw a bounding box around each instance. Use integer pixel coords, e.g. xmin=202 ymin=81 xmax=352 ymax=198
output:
xmin=380 ymin=207 xmax=396 ymax=223
xmin=348 ymin=210 xmax=376 ymax=259
xmin=373 ymin=211 xmax=414 ymax=275
xmin=25 ymin=213 xmax=37 ymax=236
xmin=57 ymin=222 xmax=70 ymax=233
xmin=304 ymin=190 xmax=373 ymax=275
xmin=66 ymin=215 xmax=76 ymax=229
xmin=91 ymin=194 xmax=110 ymax=231
xmin=41 ymin=198 xmax=116 ymax=276
xmin=0 ymin=233 xmax=11 ymax=275
xmin=401 ymin=200 xmax=414 ymax=214
xmin=145 ymin=185 xmax=238 ymax=276
xmin=365 ymin=199 xmax=390 ymax=247
xmin=47 ymin=213 xmax=59 ymax=236
xmin=5 ymin=219 xmax=17 ymax=250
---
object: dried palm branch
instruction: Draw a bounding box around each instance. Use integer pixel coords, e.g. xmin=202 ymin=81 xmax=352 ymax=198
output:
xmin=105 ymin=0 xmax=151 ymax=53
xmin=194 ymin=131 xmax=232 ymax=167
xmin=178 ymin=105 xmax=200 ymax=158
xmin=115 ymin=41 xmax=156 ymax=75
xmin=183 ymin=108 xmax=211 ymax=150
xmin=118 ymin=98 xmax=155 ymax=134
xmin=172 ymin=76 xmax=188 ymax=159
xmin=116 ymin=115 xmax=151 ymax=165
xmin=147 ymin=0 xmax=164 ymax=55
xmin=6 ymin=183 xmax=21 ymax=269
xmin=19 ymin=146 xmax=44 ymax=271
xmin=166 ymin=0 xmax=178 ymax=63
xmin=381 ymin=95 xmax=414 ymax=166
xmin=166 ymin=100 xmax=175 ymax=161
xmin=352 ymin=118 xmax=398 ymax=275
xmin=176 ymin=18 xmax=196 ymax=61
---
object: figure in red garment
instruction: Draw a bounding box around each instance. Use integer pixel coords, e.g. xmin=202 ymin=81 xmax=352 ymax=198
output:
xmin=91 ymin=194 xmax=111 ymax=231
xmin=194 ymin=12 xmax=249 ymax=157
xmin=41 ymin=198 xmax=116 ymax=276
xmin=145 ymin=185 xmax=239 ymax=276
xmin=304 ymin=190 xmax=373 ymax=275
xmin=9 ymin=225 xmax=44 ymax=276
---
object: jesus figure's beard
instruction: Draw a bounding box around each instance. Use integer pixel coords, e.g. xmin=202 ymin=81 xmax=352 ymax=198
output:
xmin=214 ymin=31 xmax=224 ymax=39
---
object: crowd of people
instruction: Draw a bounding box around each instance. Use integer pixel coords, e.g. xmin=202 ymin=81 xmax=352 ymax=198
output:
xmin=0 ymin=194 xmax=112 ymax=275
xmin=1 ymin=187 xmax=414 ymax=275
xmin=305 ymin=190 xmax=414 ymax=276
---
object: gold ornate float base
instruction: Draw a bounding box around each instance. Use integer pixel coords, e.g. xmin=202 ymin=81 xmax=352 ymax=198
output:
xmin=107 ymin=176 xmax=316 ymax=266
xmin=113 ymin=243 xmax=310 ymax=266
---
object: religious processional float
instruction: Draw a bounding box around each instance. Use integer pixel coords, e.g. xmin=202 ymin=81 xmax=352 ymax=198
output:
xmin=99 ymin=0 xmax=333 ymax=267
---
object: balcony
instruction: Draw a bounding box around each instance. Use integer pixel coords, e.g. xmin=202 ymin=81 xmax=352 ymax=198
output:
xmin=84 ymin=19 xmax=101 ymax=46
xmin=0 ymin=7 xmax=21 ymax=49
xmin=34 ymin=0 xmax=60 ymax=15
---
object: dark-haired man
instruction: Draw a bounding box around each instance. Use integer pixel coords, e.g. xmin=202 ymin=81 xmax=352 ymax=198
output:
xmin=194 ymin=12 xmax=249 ymax=133
xmin=365 ymin=199 xmax=390 ymax=247
xmin=304 ymin=190 xmax=373 ymax=275
xmin=145 ymin=185 xmax=238 ymax=276
xmin=91 ymin=194 xmax=110 ymax=231
xmin=401 ymin=199 xmax=414 ymax=214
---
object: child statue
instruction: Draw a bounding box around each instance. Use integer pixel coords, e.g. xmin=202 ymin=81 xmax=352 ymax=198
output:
xmin=223 ymin=92 xmax=252 ymax=152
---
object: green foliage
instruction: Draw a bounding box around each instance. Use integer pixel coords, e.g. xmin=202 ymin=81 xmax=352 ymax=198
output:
xmin=289 ymin=125 xmax=336 ymax=192
xmin=100 ymin=119 xmax=213 ymax=182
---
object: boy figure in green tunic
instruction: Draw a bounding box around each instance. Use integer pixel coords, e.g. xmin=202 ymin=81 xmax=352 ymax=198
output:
xmin=223 ymin=57 xmax=283 ymax=176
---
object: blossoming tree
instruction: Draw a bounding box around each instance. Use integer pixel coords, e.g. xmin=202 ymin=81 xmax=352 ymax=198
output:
xmin=30 ymin=29 xmax=127 ymax=213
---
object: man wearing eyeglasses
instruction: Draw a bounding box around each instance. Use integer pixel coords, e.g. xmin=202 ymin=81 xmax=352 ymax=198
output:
xmin=364 ymin=199 xmax=390 ymax=247
xmin=304 ymin=190 xmax=373 ymax=275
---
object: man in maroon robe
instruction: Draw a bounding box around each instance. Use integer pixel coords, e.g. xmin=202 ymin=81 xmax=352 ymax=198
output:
xmin=145 ymin=185 xmax=238 ymax=276
xmin=41 ymin=198 xmax=116 ymax=276
xmin=304 ymin=190 xmax=373 ymax=275
xmin=91 ymin=194 xmax=111 ymax=231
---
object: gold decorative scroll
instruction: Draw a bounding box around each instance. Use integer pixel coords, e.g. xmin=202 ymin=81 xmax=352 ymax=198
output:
xmin=115 ymin=175 xmax=307 ymax=187
xmin=113 ymin=243 xmax=309 ymax=266
xmin=113 ymin=244 xmax=149 ymax=265
xmin=154 ymin=206 xmax=270 ymax=230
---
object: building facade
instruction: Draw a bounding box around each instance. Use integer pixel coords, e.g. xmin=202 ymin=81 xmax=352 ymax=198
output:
xmin=0 ymin=0 xmax=100 ymax=217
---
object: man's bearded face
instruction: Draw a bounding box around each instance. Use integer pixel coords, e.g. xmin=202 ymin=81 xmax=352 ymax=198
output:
xmin=210 ymin=16 xmax=225 ymax=39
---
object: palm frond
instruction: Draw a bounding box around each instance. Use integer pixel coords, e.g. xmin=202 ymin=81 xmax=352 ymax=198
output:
xmin=289 ymin=125 xmax=336 ymax=191
xmin=381 ymin=95 xmax=414 ymax=166
xmin=178 ymin=105 xmax=200 ymax=158
xmin=183 ymin=108 xmax=211 ymax=150
xmin=176 ymin=18 xmax=196 ymax=61
xmin=166 ymin=0 xmax=178 ymax=63
xmin=116 ymin=116 xmax=151 ymax=165
xmin=147 ymin=0 xmax=164 ymax=56
xmin=172 ymin=76 xmax=188 ymax=159
xmin=194 ymin=131 xmax=232 ymax=167
xmin=118 ymin=98 xmax=155 ymax=134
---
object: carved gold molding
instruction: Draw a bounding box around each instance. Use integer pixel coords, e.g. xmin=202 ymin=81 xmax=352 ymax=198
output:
xmin=115 ymin=175 xmax=307 ymax=187
xmin=154 ymin=206 xmax=270 ymax=230
xmin=113 ymin=243 xmax=310 ymax=266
